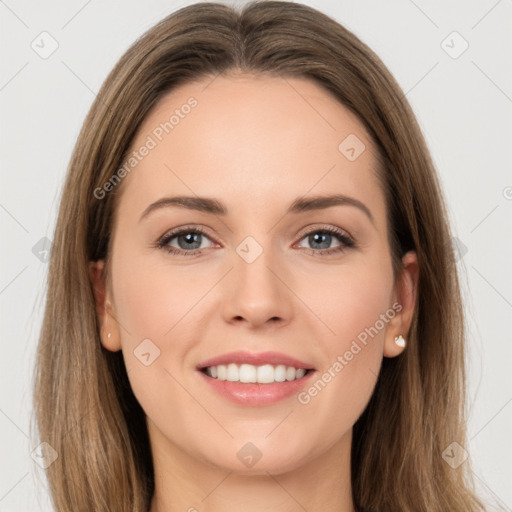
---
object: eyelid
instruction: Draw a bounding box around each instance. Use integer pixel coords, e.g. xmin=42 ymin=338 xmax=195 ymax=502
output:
xmin=157 ymin=224 xmax=217 ymax=243
xmin=294 ymin=223 xmax=354 ymax=243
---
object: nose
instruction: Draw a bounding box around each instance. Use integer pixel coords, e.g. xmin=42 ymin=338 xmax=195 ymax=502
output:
xmin=221 ymin=243 xmax=295 ymax=329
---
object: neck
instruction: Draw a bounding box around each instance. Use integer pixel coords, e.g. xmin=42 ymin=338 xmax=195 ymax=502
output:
xmin=148 ymin=422 xmax=355 ymax=512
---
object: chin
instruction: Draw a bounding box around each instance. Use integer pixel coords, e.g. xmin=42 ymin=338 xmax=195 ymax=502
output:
xmin=197 ymin=437 xmax=313 ymax=476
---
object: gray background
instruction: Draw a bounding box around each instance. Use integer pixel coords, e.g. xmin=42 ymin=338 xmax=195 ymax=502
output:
xmin=1 ymin=0 xmax=511 ymax=510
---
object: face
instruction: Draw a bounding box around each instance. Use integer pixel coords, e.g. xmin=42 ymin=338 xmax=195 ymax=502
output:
xmin=91 ymin=73 xmax=417 ymax=475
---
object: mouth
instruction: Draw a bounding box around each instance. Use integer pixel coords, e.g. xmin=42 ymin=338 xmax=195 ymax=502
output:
xmin=195 ymin=350 xmax=316 ymax=406
xmin=200 ymin=363 xmax=314 ymax=384
xmin=196 ymin=350 xmax=316 ymax=384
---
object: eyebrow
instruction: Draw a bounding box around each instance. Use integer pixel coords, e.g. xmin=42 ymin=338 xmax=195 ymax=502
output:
xmin=139 ymin=193 xmax=375 ymax=225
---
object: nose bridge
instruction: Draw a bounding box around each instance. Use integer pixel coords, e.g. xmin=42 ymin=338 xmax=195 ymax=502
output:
xmin=222 ymin=234 xmax=293 ymax=327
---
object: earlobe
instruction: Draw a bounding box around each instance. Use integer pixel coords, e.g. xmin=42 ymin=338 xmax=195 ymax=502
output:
xmin=89 ymin=260 xmax=122 ymax=352
xmin=384 ymin=333 xmax=408 ymax=358
xmin=383 ymin=251 xmax=419 ymax=358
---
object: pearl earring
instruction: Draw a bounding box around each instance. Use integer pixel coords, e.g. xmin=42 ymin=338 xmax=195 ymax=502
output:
xmin=394 ymin=335 xmax=406 ymax=348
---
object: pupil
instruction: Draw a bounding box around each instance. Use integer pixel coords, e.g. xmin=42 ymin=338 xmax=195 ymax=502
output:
xmin=310 ymin=233 xmax=330 ymax=249
xmin=179 ymin=233 xmax=201 ymax=249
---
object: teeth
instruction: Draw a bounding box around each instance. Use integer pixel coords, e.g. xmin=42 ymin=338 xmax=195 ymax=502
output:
xmin=204 ymin=363 xmax=308 ymax=383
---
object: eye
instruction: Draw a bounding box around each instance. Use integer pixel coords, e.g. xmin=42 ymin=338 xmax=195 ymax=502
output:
xmin=156 ymin=226 xmax=215 ymax=256
xmin=295 ymin=226 xmax=355 ymax=256
xmin=155 ymin=224 xmax=356 ymax=257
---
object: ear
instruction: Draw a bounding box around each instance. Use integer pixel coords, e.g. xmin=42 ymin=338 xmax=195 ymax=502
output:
xmin=383 ymin=251 xmax=419 ymax=358
xmin=89 ymin=260 xmax=122 ymax=352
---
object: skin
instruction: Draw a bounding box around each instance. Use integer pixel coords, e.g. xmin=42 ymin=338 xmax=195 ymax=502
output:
xmin=90 ymin=73 xmax=418 ymax=512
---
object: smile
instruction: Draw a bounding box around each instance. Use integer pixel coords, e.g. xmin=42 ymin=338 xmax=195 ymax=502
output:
xmin=202 ymin=363 xmax=311 ymax=383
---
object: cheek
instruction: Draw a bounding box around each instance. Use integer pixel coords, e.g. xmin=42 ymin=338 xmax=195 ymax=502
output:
xmin=109 ymin=241 xmax=227 ymax=407
xmin=111 ymin=247 xmax=209 ymax=346
xmin=295 ymin=256 xmax=394 ymax=434
xmin=110 ymin=251 xmax=202 ymax=430
xmin=301 ymin=248 xmax=394 ymax=346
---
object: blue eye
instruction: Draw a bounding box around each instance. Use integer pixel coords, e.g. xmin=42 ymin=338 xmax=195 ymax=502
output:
xmin=157 ymin=227 xmax=213 ymax=255
xmin=296 ymin=228 xmax=355 ymax=255
xmin=156 ymin=225 xmax=355 ymax=257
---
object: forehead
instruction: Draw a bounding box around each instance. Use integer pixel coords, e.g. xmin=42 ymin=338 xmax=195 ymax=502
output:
xmin=118 ymin=73 xmax=385 ymax=222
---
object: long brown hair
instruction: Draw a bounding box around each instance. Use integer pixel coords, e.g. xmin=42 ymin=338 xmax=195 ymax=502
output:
xmin=32 ymin=1 xmax=487 ymax=510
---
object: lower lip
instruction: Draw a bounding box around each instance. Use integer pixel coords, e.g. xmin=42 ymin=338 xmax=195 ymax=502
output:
xmin=197 ymin=369 xmax=316 ymax=406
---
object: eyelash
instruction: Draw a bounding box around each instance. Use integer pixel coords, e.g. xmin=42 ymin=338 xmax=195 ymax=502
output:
xmin=155 ymin=224 xmax=356 ymax=257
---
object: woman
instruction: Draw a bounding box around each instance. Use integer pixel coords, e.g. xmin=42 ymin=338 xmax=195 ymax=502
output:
xmin=33 ymin=1 xmax=487 ymax=510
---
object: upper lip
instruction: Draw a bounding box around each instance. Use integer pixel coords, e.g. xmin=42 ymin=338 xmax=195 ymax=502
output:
xmin=196 ymin=351 xmax=315 ymax=370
